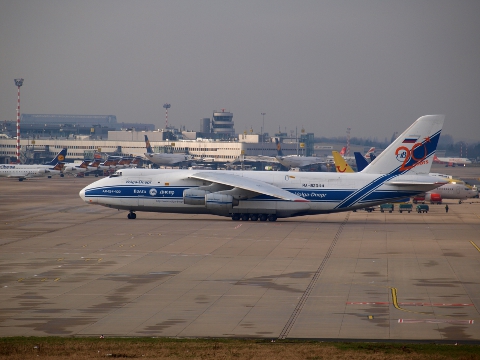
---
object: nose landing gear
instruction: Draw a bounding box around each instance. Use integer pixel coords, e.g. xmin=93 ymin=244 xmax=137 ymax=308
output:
xmin=127 ymin=211 xmax=137 ymax=219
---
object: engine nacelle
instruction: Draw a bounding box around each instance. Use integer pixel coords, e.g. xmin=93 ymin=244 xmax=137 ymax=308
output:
xmin=183 ymin=189 xmax=209 ymax=205
xmin=205 ymin=193 xmax=236 ymax=214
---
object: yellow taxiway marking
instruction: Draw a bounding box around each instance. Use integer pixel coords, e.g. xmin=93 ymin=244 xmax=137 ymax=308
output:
xmin=368 ymin=315 xmax=374 ymax=320
xmin=391 ymin=288 xmax=430 ymax=314
xmin=17 ymin=278 xmax=23 ymax=282
xmin=130 ymin=245 xmax=136 ymax=248
xmin=119 ymin=244 xmax=124 ymax=248
xmin=57 ymin=258 xmax=63 ymax=262
xmin=41 ymin=278 xmax=47 ymax=282
xmin=82 ymin=245 xmax=87 ymax=248
xmin=470 ymin=241 xmax=480 ymax=253
xmin=54 ymin=278 xmax=60 ymax=282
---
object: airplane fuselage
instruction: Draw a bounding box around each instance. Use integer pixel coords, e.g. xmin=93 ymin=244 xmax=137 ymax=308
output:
xmin=428 ymin=182 xmax=477 ymax=200
xmin=0 ymin=164 xmax=53 ymax=179
xmin=144 ymin=153 xmax=192 ymax=166
xmin=80 ymin=169 xmax=443 ymax=218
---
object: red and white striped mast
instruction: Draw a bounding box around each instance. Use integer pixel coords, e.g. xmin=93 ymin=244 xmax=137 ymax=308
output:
xmin=346 ymin=127 xmax=351 ymax=157
xmin=14 ymin=78 xmax=24 ymax=163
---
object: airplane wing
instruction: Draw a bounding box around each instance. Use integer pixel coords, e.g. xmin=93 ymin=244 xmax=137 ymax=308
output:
xmin=385 ymin=180 xmax=447 ymax=186
xmin=189 ymin=172 xmax=309 ymax=202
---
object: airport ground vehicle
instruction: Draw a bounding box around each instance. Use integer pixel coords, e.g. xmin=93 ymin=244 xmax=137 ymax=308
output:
xmin=380 ymin=203 xmax=394 ymax=213
xmin=399 ymin=203 xmax=413 ymax=213
xmin=428 ymin=193 xmax=442 ymax=204
xmin=416 ymin=204 xmax=429 ymax=213
xmin=412 ymin=196 xmax=425 ymax=204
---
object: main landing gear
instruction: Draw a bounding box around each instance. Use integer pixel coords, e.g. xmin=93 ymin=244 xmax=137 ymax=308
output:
xmin=231 ymin=214 xmax=277 ymax=222
xmin=127 ymin=211 xmax=137 ymax=219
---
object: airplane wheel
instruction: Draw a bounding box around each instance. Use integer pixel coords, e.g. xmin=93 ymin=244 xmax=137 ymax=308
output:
xmin=128 ymin=212 xmax=136 ymax=219
xmin=259 ymin=214 xmax=268 ymax=222
xmin=232 ymin=214 xmax=240 ymax=221
xmin=267 ymin=215 xmax=277 ymax=222
xmin=250 ymin=214 xmax=258 ymax=221
xmin=241 ymin=214 xmax=250 ymax=221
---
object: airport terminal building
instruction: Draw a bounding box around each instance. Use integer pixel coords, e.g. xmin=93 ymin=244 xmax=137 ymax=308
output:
xmin=0 ymin=130 xmax=305 ymax=165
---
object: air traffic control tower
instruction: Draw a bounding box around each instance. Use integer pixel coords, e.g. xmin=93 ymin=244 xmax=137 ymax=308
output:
xmin=212 ymin=110 xmax=235 ymax=139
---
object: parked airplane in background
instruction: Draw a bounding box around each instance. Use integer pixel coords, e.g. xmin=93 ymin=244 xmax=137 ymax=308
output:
xmin=242 ymin=138 xmax=326 ymax=170
xmin=433 ymin=155 xmax=472 ymax=167
xmin=80 ymin=115 xmax=447 ymax=221
xmin=144 ymin=135 xmax=194 ymax=166
xmin=327 ymin=147 xmax=375 ymax=167
xmin=332 ymin=151 xmax=354 ymax=173
xmin=0 ymin=148 xmax=67 ymax=181
xmin=63 ymin=160 xmax=91 ymax=175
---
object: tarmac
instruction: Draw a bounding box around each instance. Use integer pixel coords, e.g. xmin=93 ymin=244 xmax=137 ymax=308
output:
xmin=0 ymin=164 xmax=479 ymax=341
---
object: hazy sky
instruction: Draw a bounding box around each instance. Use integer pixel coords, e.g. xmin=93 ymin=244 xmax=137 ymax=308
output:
xmin=2 ymin=1 xmax=480 ymax=142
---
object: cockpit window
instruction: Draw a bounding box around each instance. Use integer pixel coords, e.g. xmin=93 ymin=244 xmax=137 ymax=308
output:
xmin=110 ymin=171 xmax=122 ymax=178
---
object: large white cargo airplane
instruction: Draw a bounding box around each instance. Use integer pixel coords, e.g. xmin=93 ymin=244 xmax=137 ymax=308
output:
xmin=144 ymin=135 xmax=194 ymax=166
xmin=80 ymin=115 xmax=447 ymax=221
xmin=0 ymin=148 xmax=67 ymax=181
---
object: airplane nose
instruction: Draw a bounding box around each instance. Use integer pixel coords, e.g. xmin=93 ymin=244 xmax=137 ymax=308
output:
xmin=79 ymin=188 xmax=86 ymax=201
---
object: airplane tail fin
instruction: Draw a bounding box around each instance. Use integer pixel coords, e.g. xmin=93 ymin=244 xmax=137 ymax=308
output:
xmin=89 ymin=159 xmax=101 ymax=168
xmin=332 ymin=151 xmax=354 ymax=173
xmin=275 ymin=138 xmax=284 ymax=157
xmin=339 ymin=146 xmax=346 ymax=156
xmin=361 ymin=115 xmax=444 ymax=175
xmin=369 ymin=153 xmax=376 ymax=162
xmin=354 ymin=152 xmax=369 ymax=172
xmin=144 ymin=135 xmax=153 ymax=154
xmin=52 ymin=162 xmax=65 ymax=171
xmin=46 ymin=148 xmax=67 ymax=166
xmin=364 ymin=147 xmax=375 ymax=157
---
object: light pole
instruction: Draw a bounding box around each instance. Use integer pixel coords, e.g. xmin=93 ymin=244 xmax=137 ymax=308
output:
xmin=261 ymin=112 xmax=266 ymax=142
xmin=163 ymin=103 xmax=171 ymax=130
xmin=14 ymin=78 xmax=24 ymax=163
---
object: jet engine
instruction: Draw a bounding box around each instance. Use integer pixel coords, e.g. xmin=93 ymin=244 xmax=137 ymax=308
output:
xmin=183 ymin=189 xmax=209 ymax=205
xmin=205 ymin=193 xmax=238 ymax=214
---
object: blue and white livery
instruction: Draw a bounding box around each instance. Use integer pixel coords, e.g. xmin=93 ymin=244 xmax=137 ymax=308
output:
xmin=80 ymin=115 xmax=448 ymax=221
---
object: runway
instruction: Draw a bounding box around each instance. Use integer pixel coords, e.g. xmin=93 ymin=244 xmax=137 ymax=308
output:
xmin=0 ymin=167 xmax=479 ymax=341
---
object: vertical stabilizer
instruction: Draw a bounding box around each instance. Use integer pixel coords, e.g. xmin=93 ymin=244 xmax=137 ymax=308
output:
xmin=275 ymin=138 xmax=284 ymax=157
xmin=332 ymin=151 xmax=354 ymax=173
xmin=144 ymin=135 xmax=153 ymax=154
xmin=46 ymin=148 xmax=67 ymax=166
xmin=361 ymin=115 xmax=444 ymax=175
xmin=354 ymin=152 xmax=369 ymax=172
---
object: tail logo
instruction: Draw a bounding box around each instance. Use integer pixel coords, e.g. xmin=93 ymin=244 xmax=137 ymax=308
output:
xmin=146 ymin=140 xmax=151 ymax=148
xmin=395 ymin=137 xmax=430 ymax=171
xmin=58 ymin=155 xmax=65 ymax=161
xmin=336 ymin=165 xmax=347 ymax=173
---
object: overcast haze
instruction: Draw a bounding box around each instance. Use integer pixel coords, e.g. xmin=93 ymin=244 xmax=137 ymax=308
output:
xmin=1 ymin=1 xmax=480 ymax=142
